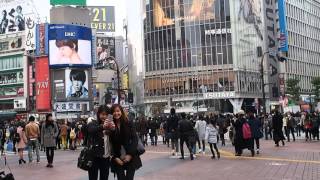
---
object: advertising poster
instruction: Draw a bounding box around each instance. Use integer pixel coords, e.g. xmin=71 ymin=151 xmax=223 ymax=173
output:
xmin=153 ymin=0 xmax=216 ymax=27
xmin=278 ymin=0 xmax=288 ymax=52
xmin=88 ymin=6 xmax=115 ymax=33
xmin=65 ymin=69 xmax=89 ymax=99
xmin=95 ymin=36 xmax=115 ymax=67
xmin=0 ymin=0 xmax=33 ymax=34
xmin=35 ymin=57 xmax=51 ymax=111
xmin=48 ymin=24 xmax=92 ymax=67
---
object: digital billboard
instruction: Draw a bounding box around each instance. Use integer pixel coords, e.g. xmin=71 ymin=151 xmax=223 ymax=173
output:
xmin=88 ymin=6 xmax=115 ymax=33
xmin=35 ymin=57 xmax=51 ymax=111
xmin=48 ymin=24 xmax=92 ymax=67
xmin=153 ymin=0 xmax=216 ymax=27
xmin=65 ymin=69 xmax=89 ymax=99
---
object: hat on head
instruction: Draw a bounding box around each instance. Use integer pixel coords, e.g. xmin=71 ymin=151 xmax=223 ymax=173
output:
xmin=238 ymin=110 xmax=245 ymax=115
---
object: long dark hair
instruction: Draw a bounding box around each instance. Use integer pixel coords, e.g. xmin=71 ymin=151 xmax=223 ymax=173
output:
xmin=45 ymin=113 xmax=53 ymax=128
xmin=111 ymin=104 xmax=128 ymax=123
xmin=97 ymin=105 xmax=111 ymax=124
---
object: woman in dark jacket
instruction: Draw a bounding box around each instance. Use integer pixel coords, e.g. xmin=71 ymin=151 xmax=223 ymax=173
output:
xmin=86 ymin=105 xmax=115 ymax=180
xmin=110 ymin=104 xmax=142 ymax=180
xmin=272 ymin=110 xmax=285 ymax=147
xmin=248 ymin=112 xmax=263 ymax=154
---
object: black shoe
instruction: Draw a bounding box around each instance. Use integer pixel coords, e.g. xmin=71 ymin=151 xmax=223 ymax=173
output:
xmin=190 ymin=154 xmax=194 ymax=160
xmin=211 ymin=156 xmax=216 ymax=159
xmin=49 ymin=164 xmax=53 ymax=168
xmin=179 ymin=157 xmax=184 ymax=160
xmin=282 ymin=141 xmax=285 ymax=146
xmin=46 ymin=164 xmax=50 ymax=168
xmin=22 ymin=159 xmax=26 ymax=164
xmin=19 ymin=159 xmax=22 ymax=165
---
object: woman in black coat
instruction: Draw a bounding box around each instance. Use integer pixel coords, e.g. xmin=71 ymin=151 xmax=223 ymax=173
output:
xmin=110 ymin=104 xmax=142 ymax=180
xmin=272 ymin=110 xmax=285 ymax=147
xmin=86 ymin=105 xmax=115 ymax=180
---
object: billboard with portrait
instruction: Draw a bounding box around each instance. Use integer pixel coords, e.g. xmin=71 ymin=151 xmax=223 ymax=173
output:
xmin=153 ymin=0 xmax=216 ymax=27
xmin=0 ymin=0 xmax=33 ymax=35
xmin=48 ymin=24 xmax=92 ymax=67
xmin=65 ymin=69 xmax=89 ymax=99
xmin=35 ymin=57 xmax=51 ymax=111
xmin=88 ymin=6 xmax=115 ymax=33
xmin=96 ymin=36 xmax=115 ymax=65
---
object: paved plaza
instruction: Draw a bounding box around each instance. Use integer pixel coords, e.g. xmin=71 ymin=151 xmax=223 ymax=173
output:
xmin=1 ymin=139 xmax=319 ymax=180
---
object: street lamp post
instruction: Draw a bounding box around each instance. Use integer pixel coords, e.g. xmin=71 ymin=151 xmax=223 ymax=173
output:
xmin=260 ymin=51 xmax=269 ymax=116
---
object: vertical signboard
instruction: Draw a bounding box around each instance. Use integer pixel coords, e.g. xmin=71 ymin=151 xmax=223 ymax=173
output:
xmin=25 ymin=15 xmax=36 ymax=50
xmin=264 ymin=0 xmax=280 ymax=100
xmin=278 ymin=0 xmax=288 ymax=52
xmin=35 ymin=57 xmax=51 ymax=111
xmin=36 ymin=23 xmax=49 ymax=55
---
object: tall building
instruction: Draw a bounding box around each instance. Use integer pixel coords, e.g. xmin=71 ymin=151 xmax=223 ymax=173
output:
xmin=143 ymin=0 xmax=282 ymax=115
xmin=284 ymin=0 xmax=320 ymax=97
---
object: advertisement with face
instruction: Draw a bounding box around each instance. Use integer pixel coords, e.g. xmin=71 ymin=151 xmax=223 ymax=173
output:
xmin=0 ymin=0 xmax=33 ymax=34
xmin=48 ymin=24 xmax=92 ymax=67
xmin=153 ymin=0 xmax=216 ymax=27
xmin=65 ymin=69 xmax=89 ymax=99
xmin=95 ymin=36 xmax=115 ymax=67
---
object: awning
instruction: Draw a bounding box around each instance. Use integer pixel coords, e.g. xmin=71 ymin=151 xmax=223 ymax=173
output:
xmin=0 ymin=111 xmax=17 ymax=120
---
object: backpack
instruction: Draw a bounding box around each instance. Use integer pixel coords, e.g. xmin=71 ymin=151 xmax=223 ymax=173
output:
xmin=70 ymin=128 xmax=76 ymax=140
xmin=242 ymin=122 xmax=252 ymax=140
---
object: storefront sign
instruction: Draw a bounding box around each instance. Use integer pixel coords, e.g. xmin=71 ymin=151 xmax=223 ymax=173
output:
xmin=0 ymin=87 xmax=23 ymax=98
xmin=203 ymin=91 xmax=236 ymax=99
xmin=88 ymin=6 xmax=115 ymax=33
xmin=54 ymin=101 xmax=90 ymax=112
xmin=205 ymin=28 xmax=231 ymax=35
xmin=14 ymin=98 xmax=26 ymax=111
xmin=36 ymin=23 xmax=49 ymax=55
xmin=0 ymin=37 xmax=23 ymax=53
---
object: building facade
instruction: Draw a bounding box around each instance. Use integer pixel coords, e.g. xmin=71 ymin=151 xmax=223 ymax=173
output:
xmin=143 ymin=0 xmax=284 ymax=115
xmin=284 ymin=0 xmax=320 ymax=96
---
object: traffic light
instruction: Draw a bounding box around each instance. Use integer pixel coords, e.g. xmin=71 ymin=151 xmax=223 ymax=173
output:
xmin=128 ymin=92 xmax=134 ymax=103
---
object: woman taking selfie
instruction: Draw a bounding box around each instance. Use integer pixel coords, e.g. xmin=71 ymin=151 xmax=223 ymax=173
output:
xmin=86 ymin=105 xmax=115 ymax=180
xmin=110 ymin=104 xmax=142 ymax=180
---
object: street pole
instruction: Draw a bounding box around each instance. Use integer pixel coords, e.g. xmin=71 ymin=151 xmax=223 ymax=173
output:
xmin=260 ymin=52 xmax=269 ymax=116
xmin=105 ymin=56 xmax=121 ymax=104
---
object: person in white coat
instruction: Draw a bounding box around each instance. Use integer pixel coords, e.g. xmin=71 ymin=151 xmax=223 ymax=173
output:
xmin=195 ymin=115 xmax=207 ymax=154
xmin=205 ymin=120 xmax=220 ymax=159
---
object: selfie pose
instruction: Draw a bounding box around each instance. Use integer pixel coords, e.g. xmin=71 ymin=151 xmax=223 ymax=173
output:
xmin=110 ymin=104 xmax=142 ymax=180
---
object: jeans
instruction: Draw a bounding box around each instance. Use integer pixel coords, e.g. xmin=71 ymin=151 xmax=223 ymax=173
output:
xmin=28 ymin=139 xmax=40 ymax=162
xmin=88 ymin=157 xmax=110 ymax=180
xmin=171 ymin=138 xmax=179 ymax=153
xmin=150 ymin=134 xmax=158 ymax=146
xmin=46 ymin=147 xmax=55 ymax=164
xmin=116 ymin=166 xmax=135 ymax=180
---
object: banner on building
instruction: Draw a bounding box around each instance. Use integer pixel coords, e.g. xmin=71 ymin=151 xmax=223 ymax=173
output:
xmin=0 ymin=0 xmax=33 ymax=35
xmin=95 ymin=36 xmax=115 ymax=68
xmin=50 ymin=0 xmax=86 ymax=6
xmin=88 ymin=6 xmax=115 ymax=33
xmin=278 ymin=0 xmax=288 ymax=52
xmin=36 ymin=23 xmax=49 ymax=55
xmin=0 ymin=36 xmax=24 ymax=52
xmin=35 ymin=57 xmax=51 ymax=111
xmin=24 ymin=14 xmax=36 ymax=50
xmin=53 ymin=101 xmax=90 ymax=112
xmin=48 ymin=24 xmax=92 ymax=68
